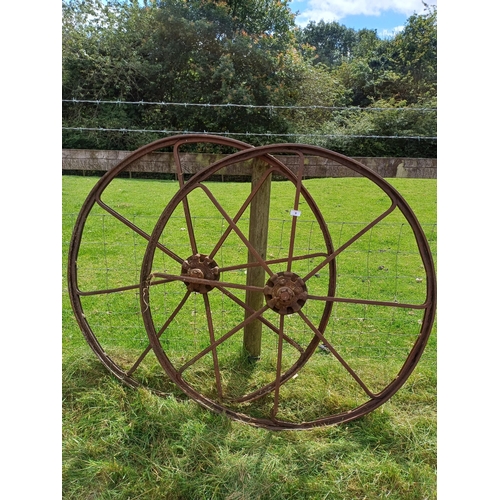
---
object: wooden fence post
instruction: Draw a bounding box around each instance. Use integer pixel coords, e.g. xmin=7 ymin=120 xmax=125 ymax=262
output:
xmin=243 ymin=160 xmax=272 ymax=359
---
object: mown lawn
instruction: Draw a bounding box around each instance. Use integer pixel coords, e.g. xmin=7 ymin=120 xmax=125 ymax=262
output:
xmin=63 ymin=174 xmax=437 ymax=499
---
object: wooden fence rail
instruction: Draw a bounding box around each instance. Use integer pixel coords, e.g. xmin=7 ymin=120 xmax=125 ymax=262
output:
xmin=62 ymin=149 xmax=437 ymax=179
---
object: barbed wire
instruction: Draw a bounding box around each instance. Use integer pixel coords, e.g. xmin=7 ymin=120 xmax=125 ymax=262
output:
xmin=62 ymin=99 xmax=437 ymax=112
xmin=62 ymin=127 xmax=437 ymax=140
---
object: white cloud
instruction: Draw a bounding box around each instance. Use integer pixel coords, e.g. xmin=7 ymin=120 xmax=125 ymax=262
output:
xmin=379 ymin=25 xmax=405 ymax=38
xmin=295 ymin=0 xmax=436 ymax=26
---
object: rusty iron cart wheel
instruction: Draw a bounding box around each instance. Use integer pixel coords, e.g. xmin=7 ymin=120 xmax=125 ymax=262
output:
xmin=68 ymin=135 xmax=271 ymax=394
xmin=140 ymin=143 xmax=437 ymax=430
xmin=67 ymin=134 xmax=331 ymax=396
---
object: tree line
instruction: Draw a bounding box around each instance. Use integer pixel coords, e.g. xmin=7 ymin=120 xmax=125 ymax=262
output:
xmin=62 ymin=0 xmax=437 ymax=157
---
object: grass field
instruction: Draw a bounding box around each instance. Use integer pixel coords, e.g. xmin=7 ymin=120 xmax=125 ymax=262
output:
xmin=63 ymin=173 xmax=437 ymax=499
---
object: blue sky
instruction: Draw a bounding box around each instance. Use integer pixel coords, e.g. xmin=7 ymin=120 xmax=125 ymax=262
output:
xmin=289 ymin=0 xmax=436 ymax=37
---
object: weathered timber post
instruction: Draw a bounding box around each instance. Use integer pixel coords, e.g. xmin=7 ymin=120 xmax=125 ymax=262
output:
xmin=243 ymin=159 xmax=272 ymax=359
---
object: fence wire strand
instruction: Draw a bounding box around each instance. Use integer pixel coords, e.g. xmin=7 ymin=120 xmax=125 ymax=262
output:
xmin=63 ymin=99 xmax=437 ymax=113
xmin=62 ymin=126 xmax=437 ymax=141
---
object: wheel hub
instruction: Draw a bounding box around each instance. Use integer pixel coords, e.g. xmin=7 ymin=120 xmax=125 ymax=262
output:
xmin=181 ymin=254 xmax=220 ymax=293
xmin=264 ymin=272 xmax=308 ymax=315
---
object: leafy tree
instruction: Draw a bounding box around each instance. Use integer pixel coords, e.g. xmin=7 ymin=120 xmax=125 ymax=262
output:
xmin=298 ymin=20 xmax=358 ymax=66
xmin=331 ymin=9 xmax=437 ymax=106
xmin=224 ymin=0 xmax=296 ymax=43
xmin=281 ymin=62 xmax=350 ymax=133
xmin=309 ymin=97 xmax=436 ymax=157
xmin=390 ymin=5 xmax=437 ymax=101
xmin=63 ymin=0 xmax=302 ymax=148
xmin=62 ymin=0 xmax=159 ymax=149
xmin=62 ymin=1 xmax=437 ymax=156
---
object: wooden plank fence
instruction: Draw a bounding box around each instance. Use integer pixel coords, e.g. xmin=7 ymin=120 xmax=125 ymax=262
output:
xmin=62 ymin=149 xmax=437 ymax=179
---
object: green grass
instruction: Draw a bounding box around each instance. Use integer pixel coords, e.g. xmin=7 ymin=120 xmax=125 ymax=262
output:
xmin=63 ymin=174 xmax=437 ymax=499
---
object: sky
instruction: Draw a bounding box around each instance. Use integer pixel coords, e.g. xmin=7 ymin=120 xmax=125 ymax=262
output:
xmin=289 ymin=0 xmax=436 ymax=37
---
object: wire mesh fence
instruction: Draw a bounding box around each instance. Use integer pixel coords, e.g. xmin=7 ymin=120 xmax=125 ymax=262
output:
xmin=63 ymin=139 xmax=436 ymax=427
xmin=63 ymin=209 xmax=437 ymax=399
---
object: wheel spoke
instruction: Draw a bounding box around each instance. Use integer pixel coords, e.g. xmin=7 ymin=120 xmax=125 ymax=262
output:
xmin=272 ymin=315 xmax=286 ymax=418
xmin=127 ymin=290 xmax=191 ymax=376
xmin=219 ymin=285 xmax=316 ymax=405
xmin=307 ymin=294 xmax=430 ymax=310
xmin=209 ymin=167 xmax=278 ymax=260
xmin=303 ymin=200 xmax=398 ymax=282
xmin=95 ymin=198 xmax=184 ymax=264
xmin=217 ymin=251 xmax=329 ymax=273
xmin=297 ymin=310 xmax=376 ymax=398
xmin=219 ymin=286 xmax=304 ymax=353
xmin=286 ymin=152 xmax=305 ymax=272
xmin=178 ymin=304 xmax=270 ymax=374
xmin=197 ymin=184 xmax=274 ymax=276
xmin=173 ymin=142 xmax=198 ymax=254
xmin=77 ymin=282 xmax=142 ymax=296
xmin=76 ymin=276 xmax=175 ymax=297
xmin=202 ymin=294 xmax=224 ymax=399
xmin=149 ymin=272 xmax=264 ymax=294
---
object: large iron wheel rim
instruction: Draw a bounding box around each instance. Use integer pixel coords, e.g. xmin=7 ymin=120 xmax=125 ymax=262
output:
xmin=141 ymin=143 xmax=436 ymax=429
xmin=67 ymin=134 xmax=266 ymax=393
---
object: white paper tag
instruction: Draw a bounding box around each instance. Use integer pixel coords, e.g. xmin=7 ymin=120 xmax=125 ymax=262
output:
xmin=290 ymin=209 xmax=301 ymax=217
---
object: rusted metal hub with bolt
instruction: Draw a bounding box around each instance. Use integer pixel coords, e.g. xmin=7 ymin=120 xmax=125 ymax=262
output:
xmin=181 ymin=254 xmax=220 ymax=293
xmin=264 ymin=272 xmax=308 ymax=315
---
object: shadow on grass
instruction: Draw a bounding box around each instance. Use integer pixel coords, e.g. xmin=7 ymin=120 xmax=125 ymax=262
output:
xmin=63 ymin=346 xmax=433 ymax=449
xmin=63 ymin=348 xmax=436 ymax=499
xmin=222 ymin=349 xmax=260 ymax=397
